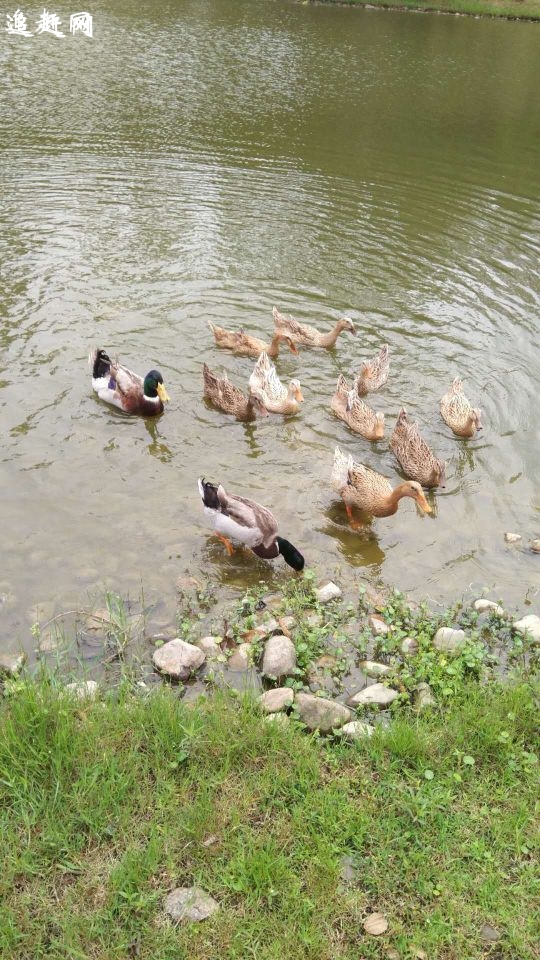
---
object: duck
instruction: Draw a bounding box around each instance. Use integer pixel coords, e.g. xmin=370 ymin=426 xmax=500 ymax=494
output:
xmin=208 ymin=321 xmax=299 ymax=359
xmin=89 ymin=348 xmax=169 ymax=416
xmin=248 ymin=352 xmax=304 ymax=415
xmin=440 ymin=377 xmax=482 ymax=438
xmin=331 ymin=446 xmax=432 ymax=523
xmin=355 ymin=344 xmax=390 ymax=395
xmin=331 ymin=374 xmax=384 ymax=440
xmin=272 ymin=306 xmax=355 ymax=348
xmin=198 ymin=478 xmax=305 ymax=570
xmin=202 ymin=364 xmax=269 ymax=421
xmin=390 ymin=408 xmax=446 ymax=488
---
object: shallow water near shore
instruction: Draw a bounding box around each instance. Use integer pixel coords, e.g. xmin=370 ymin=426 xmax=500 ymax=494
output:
xmin=1 ymin=0 xmax=540 ymax=657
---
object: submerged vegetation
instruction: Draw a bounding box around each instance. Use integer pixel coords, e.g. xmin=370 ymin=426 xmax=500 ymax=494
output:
xmin=313 ymin=0 xmax=540 ymax=22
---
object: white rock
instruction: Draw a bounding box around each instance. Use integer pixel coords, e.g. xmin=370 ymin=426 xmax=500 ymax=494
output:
xmin=261 ymin=635 xmax=296 ymax=679
xmin=196 ymin=636 xmax=222 ymax=658
xmin=152 ymin=638 xmax=206 ymax=680
xmin=315 ymin=582 xmax=342 ymax=603
xmin=348 ymin=683 xmax=399 ymax=708
xmin=359 ymin=660 xmax=392 ymax=678
xmin=504 ymin=532 xmax=522 ymax=543
xmin=264 ymin=712 xmax=290 ymax=725
xmin=513 ymin=615 xmax=540 ymax=644
xmin=414 ymin=682 xmax=436 ymax=709
xmin=368 ymin=615 xmax=389 ymax=637
xmin=295 ymin=692 xmax=352 ymax=732
xmin=341 ymin=720 xmax=374 ymax=740
xmin=65 ymin=680 xmax=99 ymax=700
xmin=227 ymin=643 xmax=251 ymax=671
xmin=400 ymin=637 xmax=418 ymax=656
xmin=474 ymin=599 xmax=505 ymax=616
xmin=259 ymin=687 xmax=294 ymax=713
xmin=164 ymin=886 xmax=219 ymax=922
xmin=530 ymin=540 xmax=540 ymax=553
xmin=433 ymin=627 xmax=466 ymax=653
xmin=0 ymin=651 xmax=26 ymax=676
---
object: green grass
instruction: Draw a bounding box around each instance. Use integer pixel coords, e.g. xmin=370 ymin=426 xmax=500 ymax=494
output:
xmin=0 ymin=678 xmax=538 ymax=959
xmin=313 ymin=0 xmax=540 ymax=22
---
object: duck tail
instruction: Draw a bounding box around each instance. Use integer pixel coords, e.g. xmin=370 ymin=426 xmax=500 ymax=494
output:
xmin=198 ymin=477 xmax=220 ymax=510
xmin=89 ymin=348 xmax=112 ymax=379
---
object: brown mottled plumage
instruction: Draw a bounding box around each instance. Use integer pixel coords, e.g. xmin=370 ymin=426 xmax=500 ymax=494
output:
xmin=440 ymin=378 xmax=482 ymax=438
xmin=331 ymin=446 xmax=432 ymax=520
xmin=331 ymin=374 xmax=384 ymax=440
xmin=208 ymin=321 xmax=298 ymax=358
xmin=390 ymin=408 xmax=446 ymax=488
xmin=202 ymin=364 xmax=268 ymax=421
xmin=355 ymin=344 xmax=390 ymax=395
xmin=272 ymin=306 xmax=355 ymax=348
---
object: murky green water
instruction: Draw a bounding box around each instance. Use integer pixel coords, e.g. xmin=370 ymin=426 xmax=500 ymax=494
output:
xmin=1 ymin=0 xmax=540 ymax=655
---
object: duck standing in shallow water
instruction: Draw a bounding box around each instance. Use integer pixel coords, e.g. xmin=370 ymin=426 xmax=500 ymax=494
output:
xmin=89 ymin=348 xmax=169 ymax=416
xmin=198 ymin=478 xmax=305 ymax=570
xmin=272 ymin=306 xmax=355 ymax=348
xmin=440 ymin=377 xmax=482 ymax=438
xmin=331 ymin=446 xmax=432 ymax=526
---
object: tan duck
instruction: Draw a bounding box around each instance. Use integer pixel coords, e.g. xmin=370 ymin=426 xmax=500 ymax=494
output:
xmin=355 ymin=344 xmax=390 ymax=395
xmin=331 ymin=446 xmax=432 ymax=523
xmin=249 ymin=352 xmax=304 ymax=415
xmin=331 ymin=374 xmax=384 ymax=440
xmin=208 ymin=321 xmax=298 ymax=359
xmin=440 ymin=377 xmax=482 ymax=438
xmin=272 ymin=306 xmax=355 ymax=348
xmin=390 ymin=408 xmax=446 ymax=488
xmin=202 ymin=364 xmax=269 ymax=421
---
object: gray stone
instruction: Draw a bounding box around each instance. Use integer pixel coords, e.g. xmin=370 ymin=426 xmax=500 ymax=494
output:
xmin=400 ymin=637 xmax=418 ymax=656
xmin=504 ymin=532 xmax=522 ymax=543
xmin=0 ymin=652 xmax=26 ymax=676
xmin=37 ymin=631 xmax=60 ymax=653
xmin=315 ymin=582 xmax=342 ymax=604
xmin=176 ymin=575 xmax=201 ymax=592
xmin=348 ymin=683 xmax=399 ymax=708
xmin=65 ymin=680 xmax=99 ymax=699
xmin=278 ymin=615 xmax=296 ymax=636
xmin=228 ymin=643 xmax=251 ymax=671
xmin=474 ymin=599 xmax=505 ymax=616
xmin=368 ymin=615 xmax=389 ymax=637
xmin=295 ymin=692 xmax=352 ymax=732
xmin=259 ymin=687 xmax=294 ymax=713
xmin=433 ymin=627 xmax=466 ymax=653
xmin=196 ymin=636 xmax=222 ymax=658
xmin=530 ymin=540 xmax=540 ymax=553
xmin=152 ymin=638 xmax=205 ymax=680
xmin=414 ymin=682 xmax=436 ymax=709
xmin=341 ymin=720 xmax=375 ymax=740
xmin=513 ymin=615 xmax=540 ymax=645
xmin=480 ymin=923 xmax=502 ymax=943
xmin=85 ymin=608 xmax=112 ymax=631
xmin=164 ymin=886 xmax=219 ymax=922
xmin=359 ymin=660 xmax=392 ymax=678
xmin=261 ymin=635 xmax=296 ymax=679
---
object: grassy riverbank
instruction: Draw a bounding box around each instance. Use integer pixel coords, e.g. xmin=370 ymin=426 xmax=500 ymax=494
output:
xmin=1 ymin=677 xmax=538 ymax=959
xmin=312 ymin=0 xmax=540 ymax=21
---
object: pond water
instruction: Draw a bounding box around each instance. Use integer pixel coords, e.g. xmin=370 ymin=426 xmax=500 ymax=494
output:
xmin=1 ymin=0 xmax=540 ymax=656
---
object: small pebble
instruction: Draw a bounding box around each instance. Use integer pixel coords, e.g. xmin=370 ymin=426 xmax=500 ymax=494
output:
xmin=504 ymin=532 xmax=521 ymax=543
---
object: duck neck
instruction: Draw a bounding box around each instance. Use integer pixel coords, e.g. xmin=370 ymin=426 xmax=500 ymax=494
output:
xmin=319 ymin=322 xmax=344 ymax=348
xmin=267 ymin=334 xmax=281 ymax=357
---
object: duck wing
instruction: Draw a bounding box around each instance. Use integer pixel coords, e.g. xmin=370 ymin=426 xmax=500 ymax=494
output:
xmin=218 ymin=486 xmax=278 ymax=547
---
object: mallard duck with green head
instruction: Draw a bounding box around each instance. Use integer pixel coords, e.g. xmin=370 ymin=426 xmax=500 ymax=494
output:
xmin=198 ymin=478 xmax=305 ymax=570
xmin=89 ymin=348 xmax=169 ymax=416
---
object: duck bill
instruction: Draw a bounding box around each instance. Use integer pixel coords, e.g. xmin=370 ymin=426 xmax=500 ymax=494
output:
xmin=417 ymin=494 xmax=432 ymax=514
xmin=157 ymin=383 xmax=170 ymax=404
xmin=295 ymin=388 xmax=304 ymax=402
xmin=289 ymin=342 xmax=299 ymax=355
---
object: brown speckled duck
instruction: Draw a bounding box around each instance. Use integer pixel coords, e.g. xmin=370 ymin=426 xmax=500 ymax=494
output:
xmin=331 ymin=446 xmax=431 ymax=524
xmin=440 ymin=377 xmax=482 ymax=438
xmin=202 ymin=363 xmax=269 ymax=421
xmin=390 ymin=408 xmax=446 ymax=488
xmin=355 ymin=344 xmax=390 ymax=395
xmin=273 ymin=306 xmax=355 ymax=348
xmin=249 ymin=352 xmax=304 ymax=415
xmin=331 ymin=374 xmax=385 ymax=440
xmin=208 ymin=321 xmax=298 ymax=359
